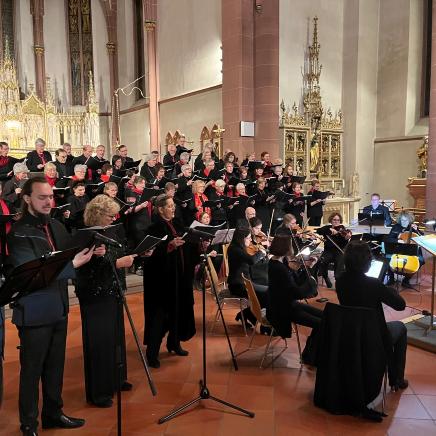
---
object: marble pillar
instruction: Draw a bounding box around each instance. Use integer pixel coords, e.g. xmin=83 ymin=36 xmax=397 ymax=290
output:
xmin=30 ymin=0 xmax=46 ymax=100
xmin=427 ymin=2 xmax=436 ymax=217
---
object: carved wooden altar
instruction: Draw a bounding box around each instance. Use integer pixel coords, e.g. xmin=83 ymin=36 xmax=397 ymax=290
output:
xmin=0 ymin=41 xmax=99 ymax=157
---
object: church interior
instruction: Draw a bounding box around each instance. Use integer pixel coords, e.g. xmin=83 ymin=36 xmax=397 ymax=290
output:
xmin=1 ymin=0 xmax=436 ymax=435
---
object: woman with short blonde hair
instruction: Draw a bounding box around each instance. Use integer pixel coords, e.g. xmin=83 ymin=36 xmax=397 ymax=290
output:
xmin=84 ymin=194 xmax=120 ymax=227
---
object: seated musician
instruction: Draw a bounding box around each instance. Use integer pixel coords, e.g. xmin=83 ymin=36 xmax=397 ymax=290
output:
xmin=267 ymin=235 xmax=321 ymax=365
xmin=316 ymin=212 xmax=351 ymax=288
xmin=336 ymin=241 xmax=408 ymax=391
xmin=227 ymin=227 xmax=268 ymax=331
xmin=275 ymin=213 xmax=304 ymax=254
xmin=386 ymin=211 xmax=424 ymax=287
xmin=362 ymin=193 xmax=392 ymax=226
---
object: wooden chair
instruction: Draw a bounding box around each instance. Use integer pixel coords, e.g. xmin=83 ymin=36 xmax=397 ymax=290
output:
xmin=206 ymin=257 xmax=249 ymax=336
xmin=238 ymin=274 xmax=302 ymax=368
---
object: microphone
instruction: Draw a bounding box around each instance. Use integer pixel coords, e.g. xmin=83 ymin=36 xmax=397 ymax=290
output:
xmin=93 ymin=232 xmax=122 ymax=248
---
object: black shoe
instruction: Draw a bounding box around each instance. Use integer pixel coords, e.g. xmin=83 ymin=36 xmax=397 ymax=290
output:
xmin=391 ymin=379 xmax=409 ymax=392
xmin=259 ymin=325 xmax=272 ymax=335
xmin=21 ymin=427 xmax=38 ymax=436
xmin=402 ymin=277 xmax=411 ymax=288
xmin=361 ymin=407 xmax=384 ymax=423
xmin=90 ymin=398 xmax=113 ymax=408
xmin=41 ymin=413 xmax=85 ymax=429
xmin=235 ymin=312 xmax=254 ymax=329
xmin=146 ymin=355 xmax=160 ymax=368
xmin=166 ymin=343 xmax=189 ymax=356
xmin=121 ymin=381 xmax=133 ymax=391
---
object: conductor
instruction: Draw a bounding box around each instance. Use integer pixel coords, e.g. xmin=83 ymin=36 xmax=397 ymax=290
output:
xmin=362 ymin=193 xmax=392 ymax=226
xmin=5 ymin=177 xmax=96 ymax=436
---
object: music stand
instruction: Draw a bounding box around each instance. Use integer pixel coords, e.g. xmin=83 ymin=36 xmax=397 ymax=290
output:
xmin=158 ymin=228 xmax=254 ymax=424
xmin=358 ymin=213 xmax=385 ymax=234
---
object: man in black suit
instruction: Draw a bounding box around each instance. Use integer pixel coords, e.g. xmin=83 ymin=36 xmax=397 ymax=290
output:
xmin=72 ymin=145 xmax=93 ymax=180
xmin=26 ymin=138 xmax=52 ymax=172
xmin=54 ymin=148 xmax=73 ymax=178
xmin=117 ymin=144 xmax=133 ymax=168
xmin=336 ymin=241 xmax=408 ymax=391
xmin=6 ymin=177 xmax=97 ymax=435
xmin=362 ymin=193 xmax=392 ymax=226
xmin=62 ymin=143 xmax=74 ymax=167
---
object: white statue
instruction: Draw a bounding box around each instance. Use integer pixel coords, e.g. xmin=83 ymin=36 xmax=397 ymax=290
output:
xmin=349 ymin=172 xmax=359 ymax=197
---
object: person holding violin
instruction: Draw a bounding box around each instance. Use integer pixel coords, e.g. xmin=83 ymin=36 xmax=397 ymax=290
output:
xmin=248 ymin=217 xmax=270 ymax=255
xmin=316 ymin=212 xmax=352 ymax=288
xmin=307 ymin=179 xmax=327 ymax=226
xmin=386 ymin=211 xmax=424 ymax=287
xmin=227 ymin=227 xmax=268 ymax=330
xmin=267 ymin=235 xmax=321 ymax=365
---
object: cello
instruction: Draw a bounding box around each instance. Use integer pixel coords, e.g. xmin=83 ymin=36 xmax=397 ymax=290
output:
xmin=389 ymin=227 xmax=420 ymax=275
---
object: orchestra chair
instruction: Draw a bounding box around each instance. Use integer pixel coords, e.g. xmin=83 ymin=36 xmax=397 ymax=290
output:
xmin=206 ymin=257 xmax=250 ymax=336
xmin=314 ymin=303 xmax=388 ymax=418
xmin=237 ymin=274 xmax=302 ymax=369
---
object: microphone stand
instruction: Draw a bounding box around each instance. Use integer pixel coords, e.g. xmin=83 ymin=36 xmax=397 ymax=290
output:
xmin=158 ymin=235 xmax=254 ymax=424
xmin=110 ymin=260 xmax=157 ymax=436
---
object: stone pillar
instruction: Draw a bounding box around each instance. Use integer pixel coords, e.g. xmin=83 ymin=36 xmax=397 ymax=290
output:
xmin=253 ymin=0 xmax=279 ymax=157
xmin=426 ymin=2 xmax=436 ymax=217
xmin=222 ymin=0 xmax=255 ymax=158
xmin=101 ymin=1 xmax=120 ymax=150
xmin=30 ymin=0 xmax=46 ymax=100
xmin=144 ymin=0 xmax=160 ymax=152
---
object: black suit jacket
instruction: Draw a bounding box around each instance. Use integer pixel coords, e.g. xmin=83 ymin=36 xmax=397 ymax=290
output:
xmin=362 ymin=204 xmax=392 ymax=226
xmin=6 ymin=213 xmax=75 ymax=326
xmin=26 ymin=150 xmax=53 ymax=172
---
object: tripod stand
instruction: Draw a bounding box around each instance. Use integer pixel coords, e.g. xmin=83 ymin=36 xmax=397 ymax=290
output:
xmin=158 ymin=235 xmax=254 ymax=424
xmin=110 ymin=261 xmax=157 ymax=436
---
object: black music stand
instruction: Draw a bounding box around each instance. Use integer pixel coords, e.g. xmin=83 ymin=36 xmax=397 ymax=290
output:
xmin=384 ymin=242 xmax=420 ymax=292
xmin=358 ymin=213 xmax=385 ymax=234
xmin=158 ymin=228 xmax=254 ymax=425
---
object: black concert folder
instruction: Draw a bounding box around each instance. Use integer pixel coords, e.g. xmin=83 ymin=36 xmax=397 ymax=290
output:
xmin=174 ymin=197 xmax=192 ymax=207
xmin=202 ymin=199 xmax=226 ymax=209
xmin=189 ymin=221 xmax=226 ymax=234
xmin=290 ymin=175 xmax=306 ymax=185
xmin=129 ymin=235 xmax=168 ymax=255
xmin=51 ymin=203 xmax=71 ymax=212
xmin=86 ymin=157 xmax=109 ymax=171
xmin=312 ymin=190 xmax=332 ymax=200
xmin=76 ymin=224 xmax=124 ymax=250
xmin=182 ymin=227 xmax=215 ymax=243
xmin=247 ymin=160 xmax=264 ymax=171
xmin=140 ymin=187 xmax=165 ymax=201
xmin=0 ymin=247 xmax=80 ymax=307
xmin=124 ymin=159 xmax=142 ymax=170
xmin=116 ymin=198 xmax=134 ymax=215
xmin=358 ymin=212 xmax=385 ymax=226
xmin=275 ymin=190 xmax=295 ymax=202
xmin=85 ymin=181 xmax=105 ymax=196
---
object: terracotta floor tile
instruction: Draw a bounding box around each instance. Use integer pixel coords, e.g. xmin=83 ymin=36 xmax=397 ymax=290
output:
xmin=391 ymin=394 xmax=432 ymax=419
xmin=387 ymin=417 xmax=436 ymax=436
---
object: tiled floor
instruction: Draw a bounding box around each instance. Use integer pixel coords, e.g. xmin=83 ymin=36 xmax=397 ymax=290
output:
xmin=1 ymin=271 xmax=436 ymax=435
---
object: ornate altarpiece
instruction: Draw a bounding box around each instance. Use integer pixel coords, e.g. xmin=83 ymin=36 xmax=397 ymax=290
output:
xmin=0 ymin=41 xmax=99 ymax=157
xmin=280 ymin=17 xmax=359 ymax=223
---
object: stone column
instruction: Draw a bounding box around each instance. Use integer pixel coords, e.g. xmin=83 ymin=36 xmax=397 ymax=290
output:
xmin=144 ymin=0 xmax=160 ymax=152
xmin=30 ymin=0 xmax=46 ymax=100
xmin=101 ymin=0 xmax=120 ymax=150
xmin=426 ymin=2 xmax=436 ymax=217
xmin=222 ymin=0 xmax=255 ymax=158
xmin=253 ymin=0 xmax=279 ymax=156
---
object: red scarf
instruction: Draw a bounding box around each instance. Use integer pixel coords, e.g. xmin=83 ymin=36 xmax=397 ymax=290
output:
xmin=0 ymin=156 xmax=9 ymax=167
xmin=101 ymin=174 xmax=110 ymax=183
xmin=194 ymin=193 xmax=210 ymax=220
xmin=45 ymin=176 xmax=57 ymax=187
xmin=38 ymin=153 xmax=46 ymax=165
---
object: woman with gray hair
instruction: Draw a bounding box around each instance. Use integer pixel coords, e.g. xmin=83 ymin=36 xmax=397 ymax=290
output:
xmin=26 ymin=137 xmax=52 ymax=172
xmin=140 ymin=153 xmax=158 ymax=183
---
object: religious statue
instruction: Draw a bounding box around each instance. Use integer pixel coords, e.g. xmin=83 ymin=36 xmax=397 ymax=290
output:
xmin=349 ymin=172 xmax=359 ymax=198
xmin=310 ymin=130 xmax=320 ymax=172
xmin=417 ymin=136 xmax=428 ymax=177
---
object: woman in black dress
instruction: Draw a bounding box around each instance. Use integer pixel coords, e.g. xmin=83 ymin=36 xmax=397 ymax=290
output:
xmin=75 ymin=195 xmax=140 ymax=407
xmin=142 ymin=194 xmax=199 ymax=368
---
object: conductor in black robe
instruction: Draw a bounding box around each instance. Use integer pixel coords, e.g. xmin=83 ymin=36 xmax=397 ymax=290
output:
xmin=142 ymin=194 xmax=199 ymax=368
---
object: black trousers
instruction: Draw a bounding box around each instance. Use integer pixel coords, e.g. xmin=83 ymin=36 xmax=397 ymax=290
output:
xmin=308 ymin=216 xmax=322 ymax=226
xmin=17 ymin=318 xmax=67 ymax=431
xmin=387 ymin=321 xmax=407 ymax=385
xmin=79 ymin=296 xmax=127 ymax=404
xmin=318 ymin=250 xmax=344 ymax=279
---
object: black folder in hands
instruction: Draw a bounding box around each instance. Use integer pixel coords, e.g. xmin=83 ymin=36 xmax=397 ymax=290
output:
xmin=129 ymin=235 xmax=168 ymax=255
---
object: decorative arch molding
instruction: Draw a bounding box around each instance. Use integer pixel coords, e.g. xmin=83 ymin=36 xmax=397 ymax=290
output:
xmin=165 ymin=131 xmax=174 ymax=145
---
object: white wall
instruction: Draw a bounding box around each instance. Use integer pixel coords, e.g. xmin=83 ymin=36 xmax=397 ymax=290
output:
xmin=44 ymin=0 xmax=70 ymax=107
xmin=119 ymin=107 xmax=150 ymax=159
xmin=157 ymin=0 xmax=222 ymax=100
xmin=15 ymin=0 xmax=35 ymax=94
xmin=279 ymin=0 xmax=344 ymax=114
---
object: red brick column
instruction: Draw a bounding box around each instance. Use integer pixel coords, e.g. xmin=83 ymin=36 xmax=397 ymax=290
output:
xmin=30 ymin=0 xmax=46 ymax=100
xmin=427 ymin=3 xmax=436 ymax=217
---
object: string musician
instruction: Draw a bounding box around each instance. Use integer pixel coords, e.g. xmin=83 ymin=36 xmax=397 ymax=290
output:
xmin=316 ymin=212 xmax=352 ymax=288
xmin=385 ymin=211 xmax=424 ymax=287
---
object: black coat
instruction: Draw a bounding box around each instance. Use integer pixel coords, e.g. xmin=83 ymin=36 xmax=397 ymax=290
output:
xmin=267 ymin=259 xmax=317 ymax=337
xmin=362 ymin=204 xmax=392 ymax=226
xmin=2 ymin=176 xmax=24 ymax=209
xmin=142 ymin=216 xmax=198 ymax=342
xmin=5 ymin=212 xmax=75 ymax=326
xmin=307 ymin=189 xmax=325 ymax=218
xmin=227 ymin=243 xmax=263 ymax=291
xmin=26 ymin=150 xmax=53 ymax=172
